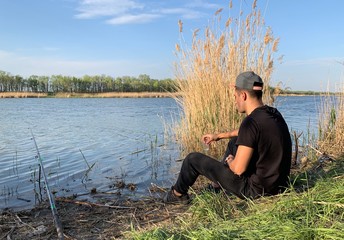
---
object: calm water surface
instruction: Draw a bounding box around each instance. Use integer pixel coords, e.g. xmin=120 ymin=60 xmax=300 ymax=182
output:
xmin=0 ymin=96 xmax=321 ymax=210
xmin=1 ymin=98 xmax=182 ymax=210
xmin=275 ymin=95 xmax=320 ymax=134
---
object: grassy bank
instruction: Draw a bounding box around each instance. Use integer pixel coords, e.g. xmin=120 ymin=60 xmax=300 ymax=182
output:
xmin=1 ymin=156 xmax=342 ymax=239
xmin=129 ymin=158 xmax=344 ymax=239
xmin=0 ymin=91 xmax=179 ymax=98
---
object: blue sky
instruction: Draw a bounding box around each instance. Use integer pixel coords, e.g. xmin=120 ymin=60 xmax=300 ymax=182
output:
xmin=0 ymin=0 xmax=343 ymax=91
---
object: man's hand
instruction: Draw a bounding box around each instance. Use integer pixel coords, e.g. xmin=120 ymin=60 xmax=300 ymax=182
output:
xmin=202 ymin=134 xmax=218 ymax=145
xmin=202 ymin=130 xmax=239 ymax=145
xmin=228 ymin=146 xmax=253 ymax=176
xmin=224 ymin=154 xmax=235 ymax=166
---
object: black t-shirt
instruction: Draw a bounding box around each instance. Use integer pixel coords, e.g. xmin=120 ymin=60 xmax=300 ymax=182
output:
xmin=236 ymin=105 xmax=292 ymax=195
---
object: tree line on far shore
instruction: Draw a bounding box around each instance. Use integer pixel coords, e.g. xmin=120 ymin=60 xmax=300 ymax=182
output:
xmin=0 ymin=70 xmax=177 ymax=93
xmin=0 ymin=70 xmax=330 ymax=96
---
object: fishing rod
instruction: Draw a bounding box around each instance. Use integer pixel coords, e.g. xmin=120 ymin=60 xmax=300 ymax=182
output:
xmin=31 ymin=130 xmax=64 ymax=240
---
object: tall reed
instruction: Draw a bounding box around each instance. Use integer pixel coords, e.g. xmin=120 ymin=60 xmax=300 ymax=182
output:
xmin=173 ymin=0 xmax=280 ymax=156
xmin=317 ymin=84 xmax=344 ymax=156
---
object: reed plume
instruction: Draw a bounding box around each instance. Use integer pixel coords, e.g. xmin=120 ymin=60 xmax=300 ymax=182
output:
xmin=173 ymin=1 xmax=280 ymax=157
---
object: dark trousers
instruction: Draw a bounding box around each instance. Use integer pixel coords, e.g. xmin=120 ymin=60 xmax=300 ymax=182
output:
xmin=174 ymin=137 xmax=256 ymax=199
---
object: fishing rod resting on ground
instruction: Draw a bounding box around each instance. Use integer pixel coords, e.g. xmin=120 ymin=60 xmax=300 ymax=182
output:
xmin=31 ymin=130 xmax=64 ymax=240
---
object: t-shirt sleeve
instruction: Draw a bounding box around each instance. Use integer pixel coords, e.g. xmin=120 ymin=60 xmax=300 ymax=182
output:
xmin=236 ymin=117 xmax=259 ymax=148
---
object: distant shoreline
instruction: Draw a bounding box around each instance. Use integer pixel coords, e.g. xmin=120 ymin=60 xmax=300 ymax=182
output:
xmin=0 ymin=91 xmax=181 ymax=98
xmin=0 ymin=91 xmax=336 ymax=99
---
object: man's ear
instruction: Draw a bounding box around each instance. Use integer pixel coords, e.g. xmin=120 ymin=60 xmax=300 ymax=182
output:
xmin=242 ymin=91 xmax=248 ymax=101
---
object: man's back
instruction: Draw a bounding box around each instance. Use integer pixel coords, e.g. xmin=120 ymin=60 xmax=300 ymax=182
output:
xmin=237 ymin=105 xmax=292 ymax=196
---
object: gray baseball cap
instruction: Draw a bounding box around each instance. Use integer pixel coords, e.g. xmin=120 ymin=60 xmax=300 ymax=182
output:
xmin=235 ymin=71 xmax=263 ymax=90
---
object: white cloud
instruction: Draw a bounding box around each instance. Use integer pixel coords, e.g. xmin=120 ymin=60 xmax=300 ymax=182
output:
xmin=74 ymin=0 xmax=212 ymax=25
xmin=185 ymin=0 xmax=221 ymax=10
xmin=106 ymin=13 xmax=161 ymax=25
xmin=160 ymin=8 xmax=204 ymax=19
xmin=75 ymin=0 xmax=143 ymax=19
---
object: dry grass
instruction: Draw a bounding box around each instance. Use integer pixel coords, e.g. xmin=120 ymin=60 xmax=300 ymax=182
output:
xmin=54 ymin=92 xmax=179 ymax=98
xmin=0 ymin=92 xmax=47 ymax=98
xmin=317 ymin=85 xmax=344 ymax=156
xmin=173 ymin=1 xmax=280 ymax=157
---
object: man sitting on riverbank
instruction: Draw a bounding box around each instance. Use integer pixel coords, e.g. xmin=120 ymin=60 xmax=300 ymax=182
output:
xmin=163 ymin=71 xmax=292 ymax=204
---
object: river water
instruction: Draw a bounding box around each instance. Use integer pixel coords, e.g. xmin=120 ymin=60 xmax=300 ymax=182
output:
xmin=0 ymin=96 xmax=322 ymax=210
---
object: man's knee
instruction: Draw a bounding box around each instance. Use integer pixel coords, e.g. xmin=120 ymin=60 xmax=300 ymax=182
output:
xmin=185 ymin=152 xmax=204 ymax=162
xmin=183 ymin=152 xmax=211 ymax=168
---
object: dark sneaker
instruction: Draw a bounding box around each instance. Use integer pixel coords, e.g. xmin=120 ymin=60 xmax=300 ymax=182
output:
xmin=163 ymin=187 xmax=190 ymax=204
xmin=202 ymin=183 xmax=221 ymax=194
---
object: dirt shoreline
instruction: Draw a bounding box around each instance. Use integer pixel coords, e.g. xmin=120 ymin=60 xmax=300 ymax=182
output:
xmin=0 ymin=197 xmax=189 ymax=239
xmin=0 ymin=178 xmax=210 ymax=239
xmin=0 ymin=187 xmax=193 ymax=239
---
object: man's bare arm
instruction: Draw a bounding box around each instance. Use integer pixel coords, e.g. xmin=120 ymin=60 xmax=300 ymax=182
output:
xmin=226 ymin=145 xmax=253 ymax=175
xmin=202 ymin=129 xmax=239 ymax=144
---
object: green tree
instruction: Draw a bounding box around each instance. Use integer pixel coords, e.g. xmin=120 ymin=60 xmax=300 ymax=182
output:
xmin=12 ymin=75 xmax=25 ymax=91
xmin=37 ymin=76 xmax=49 ymax=92
xmin=0 ymin=71 xmax=12 ymax=91
xmin=28 ymin=75 xmax=39 ymax=92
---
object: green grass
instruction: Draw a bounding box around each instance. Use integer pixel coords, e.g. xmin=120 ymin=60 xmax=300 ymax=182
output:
xmin=128 ymin=159 xmax=344 ymax=240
